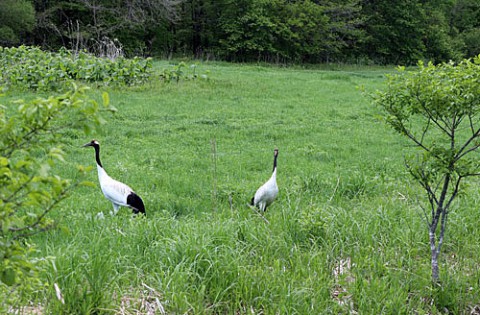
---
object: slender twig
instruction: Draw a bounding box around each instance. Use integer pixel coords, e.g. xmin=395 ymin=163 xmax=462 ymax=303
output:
xmin=420 ymin=119 xmax=431 ymax=145
xmin=10 ymin=183 xmax=77 ymax=239
xmin=418 ymin=100 xmax=451 ymax=137
xmin=445 ymin=175 xmax=462 ymax=211
xmin=406 ymin=160 xmax=438 ymax=206
xmin=456 ymin=143 xmax=480 ymax=161
xmin=455 ymin=128 xmax=480 ymax=161
xmin=2 ymin=174 xmax=36 ymax=204
xmin=468 ymin=115 xmax=475 ymax=135
xmin=248 ymin=204 xmax=270 ymax=224
xmin=416 ymin=199 xmax=432 ymax=228
xmin=401 ymin=125 xmax=431 ymax=152
xmin=436 ymin=209 xmax=449 ymax=257
xmin=328 ymin=176 xmax=340 ymax=202
xmin=453 ymin=114 xmax=464 ymax=130
xmin=4 ymin=116 xmax=53 ymax=158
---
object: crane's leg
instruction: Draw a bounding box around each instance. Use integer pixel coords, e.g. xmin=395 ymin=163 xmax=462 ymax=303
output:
xmin=259 ymin=201 xmax=266 ymax=212
xmin=111 ymin=203 xmax=120 ymax=216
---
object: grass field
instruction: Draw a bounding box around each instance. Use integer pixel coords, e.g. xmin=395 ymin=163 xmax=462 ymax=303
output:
xmin=13 ymin=62 xmax=480 ymax=314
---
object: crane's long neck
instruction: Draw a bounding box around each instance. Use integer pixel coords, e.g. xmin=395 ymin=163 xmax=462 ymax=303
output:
xmin=92 ymin=144 xmax=111 ymax=182
xmin=270 ymin=153 xmax=278 ymax=182
xmin=93 ymin=144 xmax=103 ymax=168
xmin=272 ymin=152 xmax=278 ymax=173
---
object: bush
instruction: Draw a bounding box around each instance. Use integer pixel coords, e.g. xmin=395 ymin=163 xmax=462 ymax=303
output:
xmin=0 ymin=46 xmax=153 ymax=91
xmin=0 ymin=84 xmax=112 ymax=309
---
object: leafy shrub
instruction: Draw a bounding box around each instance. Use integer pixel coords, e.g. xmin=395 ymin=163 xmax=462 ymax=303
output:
xmin=159 ymin=62 xmax=210 ymax=83
xmin=0 ymin=84 xmax=112 ymax=309
xmin=0 ymin=46 xmax=153 ymax=91
xmin=372 ymin=55 xmax=480 ymax=283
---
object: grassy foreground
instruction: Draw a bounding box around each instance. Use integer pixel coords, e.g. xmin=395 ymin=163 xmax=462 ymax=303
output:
xmin=15 ymin=62 xmax=480 ymax=313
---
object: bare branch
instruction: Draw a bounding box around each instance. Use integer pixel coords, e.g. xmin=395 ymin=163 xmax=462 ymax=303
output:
xmin=445 ymin=175 xmax=462 ymax=211
xmin=437 ymin=173 xmax=451 ymax=211
xmin=455 ymin=128 xmax=480 ymax=161
xmin=420 ymin=119 xmax=431 ymax=145
xmin=436 ymin=210 xmax=449 ymax=257
xmin=417 ymin=198 xmax=432 ymax=228
xmin=429 ymin=173 xmax=451 ymax=236
xmin=469 ymin=115 xmax=475 ymax=135
xmin=460 ymin=172 xmax=480 ymax=177
xmin=417 ymin=97 xmax=452 ymax=137
xmin=2 ymin=174 xmax=35 ymax=205
xmin=401 ymin=125 xmax=431 ymax=152
xmin=10 ymin=183 xmax=77 ymax=239
xmin=2 ymin=116 xmax=53 ymax=158
xmin=406 ymin=159 xmax=439 ymax=206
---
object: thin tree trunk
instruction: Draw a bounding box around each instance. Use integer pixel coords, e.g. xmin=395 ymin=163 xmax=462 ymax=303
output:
xmin=429 ymin=228 xmax=440 ymax=282
xmin=429 ymin=206 xmax=448 ymax=283
xmin=428 ymin=174 xmax=450 ymax=283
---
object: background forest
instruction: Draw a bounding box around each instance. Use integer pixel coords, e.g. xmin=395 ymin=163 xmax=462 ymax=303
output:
xmin=1 ymin=0 xmax=479 ymax=65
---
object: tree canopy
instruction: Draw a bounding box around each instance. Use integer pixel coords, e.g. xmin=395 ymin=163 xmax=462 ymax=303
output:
xmin=3 ymin=0 xmax=480 ymax=63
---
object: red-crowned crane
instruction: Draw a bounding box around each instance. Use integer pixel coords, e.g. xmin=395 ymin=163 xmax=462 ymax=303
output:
xmin=250 ymin=148 xmax=279 ymax=212
xmin=83 ymin=139 xmax=146 ymax=215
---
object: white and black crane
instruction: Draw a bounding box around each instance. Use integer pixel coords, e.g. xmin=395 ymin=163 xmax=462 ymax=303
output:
xmin=83 ymin=139 xmax=146 ymax=216
xmin=250 ymin=148 xmax=279 ymax=212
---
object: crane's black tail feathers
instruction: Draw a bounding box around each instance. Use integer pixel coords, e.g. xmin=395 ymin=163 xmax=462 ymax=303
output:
xmin=127 ymin=192 xmax=146 ymax=215
xmin=250 ymin=196 xmax=255 ymax=206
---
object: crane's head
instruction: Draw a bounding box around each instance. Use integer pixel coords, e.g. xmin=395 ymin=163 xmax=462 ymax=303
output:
xmin=274 ymin=148 xmax=279 ymax=157
xmin=82 ymin=139 xmax=100 ymax=148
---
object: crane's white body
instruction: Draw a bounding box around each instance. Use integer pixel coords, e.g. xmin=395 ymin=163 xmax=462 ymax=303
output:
xmin=252 ymin=168 xmax=278 ymax=212
xmin=96 ymin=164 xmax=135 ymax=215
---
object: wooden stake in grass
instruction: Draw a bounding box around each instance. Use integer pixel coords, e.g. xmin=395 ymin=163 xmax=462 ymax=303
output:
xmin=248 ymin=204 xmax=270 ymax=224
xmin=210 ymin=138 xmax=218 ymax=212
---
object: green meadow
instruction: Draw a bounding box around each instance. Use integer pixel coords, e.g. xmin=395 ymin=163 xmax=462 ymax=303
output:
xmin=15 ymin=62 xmax=480 ymax=313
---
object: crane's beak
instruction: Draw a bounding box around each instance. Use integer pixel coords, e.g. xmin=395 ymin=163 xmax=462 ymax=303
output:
xmin=82 ymin=142 xmax=93 ymax=148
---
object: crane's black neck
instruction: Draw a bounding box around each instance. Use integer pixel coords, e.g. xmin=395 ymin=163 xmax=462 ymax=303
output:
xmin=272 ymin=151 xmax=278 ymax=172
xmin=93 ymin=143 xmax=103 ymax=168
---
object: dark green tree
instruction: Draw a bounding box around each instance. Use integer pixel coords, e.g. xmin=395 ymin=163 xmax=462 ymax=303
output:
xmin=422 ymin=0 xmax=458 ymax=62
xmin=317 ymin=0 xmax=365 ymax=62
xmin=214 ymin=0 xmax=363 ymax=63
xmin=361 ymin=0 xmax=427 ymax=64
xmin=272 ymin=0 xmax=330 ymax=63
xmin=361 ymin=0 xmax=457 ymax=64
xmin=449 ymin=0 xmax=480 ymax=58
xmin=215 ymin=0 xmax=279 ymax=61
xmin=0 ymin=0 xmax=36 ymax=45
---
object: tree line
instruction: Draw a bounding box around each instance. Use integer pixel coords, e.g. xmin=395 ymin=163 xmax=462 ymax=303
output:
xmin=1 ymin=0 xmax=479 ymax=64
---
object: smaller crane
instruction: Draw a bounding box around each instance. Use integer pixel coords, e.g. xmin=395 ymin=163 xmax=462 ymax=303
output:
xmin=251 ymin=148 xmax=279 ymax=212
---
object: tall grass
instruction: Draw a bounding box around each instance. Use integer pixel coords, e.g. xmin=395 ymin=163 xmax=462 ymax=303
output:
xmin=13 ymin=62 xmax=480 ymax=313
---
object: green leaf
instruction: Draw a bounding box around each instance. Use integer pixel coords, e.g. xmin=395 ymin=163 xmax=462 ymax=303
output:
xmin=102 ymin=92 xmax=110 ymax=107
xmin=0 ymin=157 xmax=8 ymax=166
xmin=79 ymin=180 xmax=96 ymax=187
xmin=1 ymin=268 xmax=16 ymax=286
